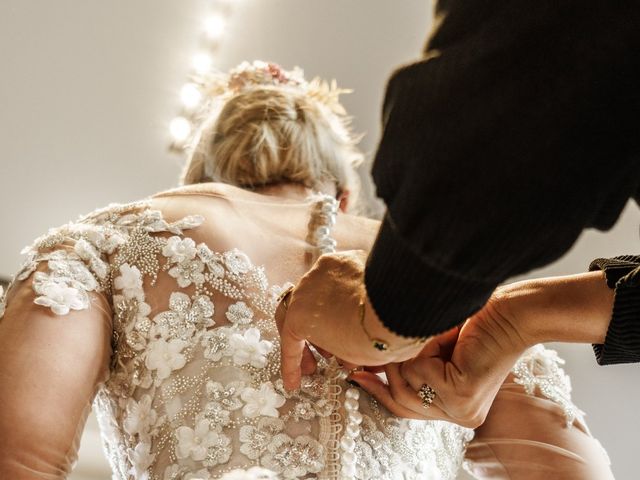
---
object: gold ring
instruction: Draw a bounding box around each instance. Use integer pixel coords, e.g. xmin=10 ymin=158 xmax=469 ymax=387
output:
xmin=418 ymin=384 xmax=436 ymax=409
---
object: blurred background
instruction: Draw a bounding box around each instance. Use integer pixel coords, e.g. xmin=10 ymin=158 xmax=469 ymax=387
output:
xmin=0 ymin=1 xmax=637 ymax=478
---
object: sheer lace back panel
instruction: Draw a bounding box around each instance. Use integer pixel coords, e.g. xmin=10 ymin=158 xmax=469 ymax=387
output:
xmin=0 ymin=185 xmax=472 ymax=480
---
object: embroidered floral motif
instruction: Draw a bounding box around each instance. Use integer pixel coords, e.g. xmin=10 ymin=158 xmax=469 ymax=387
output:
xmin=145 ymin=337 xmax=188 ymax=380
xmin=176 ymin=419 xmax=222 ymax=462
xmin=229 ymin=328 xmax=273 ymax=368
xmin=201 ymin=327 xmax=232 ymax=361
xmin=202 ymin=432 xmax=233 ymax=467
xmin=223 ymin=249 xmax=252 ymax=275
xmin=74 ymin=238 xmax=109 ymax=279
xmin=273 ymin=377 xmax=333 ymax=419
xmin=290 ymin=401 xmax=317 ymax=421
xmin=123 ymin=394 xmax=158 ymax=438
xmin=197 ymin=243 xmax=226 ymax=278
xmin=241 ymin=383 xmax=286 ymax=418
xmin=28 ymin=249 xmax=102 ymax=316
xmin=239 ymin=417 xmax=285 ymax=460
xmin=226 ymin=301 xmax=254 ymax=325
xmin=153 ymin=292 xmax=215 ymax=339
xmin=261 ymin=433 xmax=324 ymax=479
xmin=32 ymin=274 xmax=89 ymax=315
xmin=206 ymin=380 xmax=245 ymax=411
xmin=220 ymin=467 xmax=279 ymax=480
xmin=199 ymin=402 xmax=231 ymax=430
xmin=3 ymin=199 xmax=484 ymax=479
xmin=127 ymin=441 xmax=155 ymax=480
xmin=168 ymin=257 xmax=205 ymax=288
xmin=43 ymin=249 xmax=99 ymax=291
xmin=512 ymin=345 xmax=584 ymax=427
xmin=162 ymin=236 xmax=198 ymax=264
xmin=114 ymin=264 xmax=145 ymax=300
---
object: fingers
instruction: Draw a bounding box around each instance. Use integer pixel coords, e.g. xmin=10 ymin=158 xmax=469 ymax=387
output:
xmin=363 ymin=365 xmax=385 ymax=374
xmin=349 ymin=371 xmax=423 ymax=419
xmin=385 ymin=363 xmax=445 ymax=417
xmin=274 ymin=292 xmax=288 ymax=333
xmin=417 ymin=325 xmax=461 ymax=360
xmin=300 ymin=343 xmax=318 ymax=375
xmin=399 ymin=359 xmax=427 ymax=392
xmin=350 ymin=370 xmax=447 ymax=421
xmin=276 ymin=286 xmax=314 ymax=389
xmin=279 ymin=321 xmax=307 ymax=391
xmin=339 ymin=360 xmax=359 ymax=372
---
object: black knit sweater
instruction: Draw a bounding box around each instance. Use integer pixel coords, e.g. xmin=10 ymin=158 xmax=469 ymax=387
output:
xmin=364 ymin=0 xmax=640 ymax=365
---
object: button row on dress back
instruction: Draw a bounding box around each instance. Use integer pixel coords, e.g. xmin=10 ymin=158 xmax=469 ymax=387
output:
xmin=306 ymin=194 xmax=363 ymax=479
xmin=308 ymin=194 xmax=339 ymax=258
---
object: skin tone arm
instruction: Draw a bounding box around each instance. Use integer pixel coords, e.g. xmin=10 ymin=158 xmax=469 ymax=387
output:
xmin=0 ymin=271 xmax=112 ymax=479
xmin=277 ymin=248 xmax=614 ymax=427
xmin=276 ymin=251 xmax=427 ymax=390
xmin=351 ymin=270 xmax=614 ymax=427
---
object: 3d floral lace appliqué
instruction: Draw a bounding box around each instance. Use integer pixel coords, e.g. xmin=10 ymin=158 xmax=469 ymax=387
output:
xmin=2 ymin=198 xmax=476 ymax=480
xmin=511 ymin=345 xmax=584 ymax=427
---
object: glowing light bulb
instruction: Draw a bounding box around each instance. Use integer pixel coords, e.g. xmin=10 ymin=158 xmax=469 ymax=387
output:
xmin=204 ymin=14 xmax=226 ymax=40
xmin=192 ymin=53 xmax=213 ymax=74
xmin=169 ymin=117 xmax=192 ymax=142
xmin=180 ymin=83 xmax=202 ymax=109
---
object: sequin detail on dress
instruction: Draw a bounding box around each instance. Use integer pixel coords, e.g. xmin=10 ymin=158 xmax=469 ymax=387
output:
xmin=3 ymin=196 xmax=474 ymax=479
xmin=511 ymin=345 xmax=584 ymax=427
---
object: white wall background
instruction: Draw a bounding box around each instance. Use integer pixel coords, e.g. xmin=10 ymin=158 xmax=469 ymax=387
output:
xmin=0 ymin=1 xmax=637 ymax=479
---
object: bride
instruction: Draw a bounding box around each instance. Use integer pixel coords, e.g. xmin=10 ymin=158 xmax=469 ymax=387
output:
xmin=0 ymin=61 xmax=612 ymax=479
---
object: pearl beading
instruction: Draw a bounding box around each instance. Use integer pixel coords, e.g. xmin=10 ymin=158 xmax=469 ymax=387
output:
xmin=308 ymin=194 xmax=339 ymax=257
xmin=307 ymin=194 xmax=364 ymax=479
xmin=339 ymin=386 xmax=362 ymax=479
xmin=10 ymin=193 xmax=481 ymax=479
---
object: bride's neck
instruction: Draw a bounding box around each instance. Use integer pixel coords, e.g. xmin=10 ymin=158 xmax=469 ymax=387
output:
xmin=251 ymin=182 xmax=335 ymax=201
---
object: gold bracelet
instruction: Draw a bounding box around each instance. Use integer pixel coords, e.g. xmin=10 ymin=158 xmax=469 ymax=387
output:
xmin=358 ymin=298 xmax=428 ymax=352
xmin=277 ymin=285 xmax=295 ymax=310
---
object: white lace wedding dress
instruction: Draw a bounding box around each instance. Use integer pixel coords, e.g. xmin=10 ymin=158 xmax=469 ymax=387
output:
xmin=0 ymin=185 xmax=602 ymax=480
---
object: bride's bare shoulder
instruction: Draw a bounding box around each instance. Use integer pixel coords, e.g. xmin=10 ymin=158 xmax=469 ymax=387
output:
xmin=150 ymin=182 xmax=240 ymax=200
xmin=335 ymin=212 xmax=381 ymax=251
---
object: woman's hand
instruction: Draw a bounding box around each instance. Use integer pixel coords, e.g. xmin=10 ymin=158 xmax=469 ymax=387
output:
xmin=350 ymin=271 xmax=614 ymax=428
xmin=350 ymin=294 xmax=527 ymax=428
xmin=275 ymin=250 xmax=424 ymax=391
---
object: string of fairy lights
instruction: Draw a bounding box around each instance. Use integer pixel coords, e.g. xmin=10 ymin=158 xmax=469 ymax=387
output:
xmin=169 ymin=0 xmax=240 ymax=150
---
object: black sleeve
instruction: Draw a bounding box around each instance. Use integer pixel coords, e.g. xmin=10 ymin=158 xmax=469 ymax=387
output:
xmin=364 ymin=0 xmax=640 ymax=338
xmin=589 ymin=256 xmax=640 ymax=365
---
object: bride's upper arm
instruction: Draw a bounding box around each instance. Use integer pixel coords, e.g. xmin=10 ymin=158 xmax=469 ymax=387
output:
xmin=0 ymin=247 xmax=112 ymax=479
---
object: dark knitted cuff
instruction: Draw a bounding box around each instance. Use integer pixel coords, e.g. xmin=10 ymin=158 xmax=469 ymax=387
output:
xmin=589 ymin=256 xmax=640 ymax=288
xmin=364 ymin=214 xmax=497 ymax=338
xmin=589 ymin=257 xmax=640 ymax=365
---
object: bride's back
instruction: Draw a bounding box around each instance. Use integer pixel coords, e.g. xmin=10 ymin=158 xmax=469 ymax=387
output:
xmin=0 ymin=63 xmax=471 ymax=479
xmin=73 ymin=183 xmax=470 ymax=480
xmin=151 ymin=183 xmax=379 ymax=289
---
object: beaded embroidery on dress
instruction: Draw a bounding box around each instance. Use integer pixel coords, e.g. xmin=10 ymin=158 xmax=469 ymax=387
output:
xmin=0 ymin=195 xmax=475 ymax=479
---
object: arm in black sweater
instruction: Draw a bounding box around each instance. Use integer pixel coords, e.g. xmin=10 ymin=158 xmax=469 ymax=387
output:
xmin=589 ymin=257 xmax=640 ymax=365
xmin=365 ymin=1 xmax=640 ymax=343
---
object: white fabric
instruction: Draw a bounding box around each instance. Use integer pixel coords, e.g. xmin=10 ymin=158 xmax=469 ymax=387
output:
xmin=0 ymin=187 xmax=471 ymax=479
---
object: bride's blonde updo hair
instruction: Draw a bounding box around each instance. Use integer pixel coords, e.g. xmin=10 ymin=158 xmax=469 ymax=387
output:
xmin=181 ymin=61 xmax=363 ymax=196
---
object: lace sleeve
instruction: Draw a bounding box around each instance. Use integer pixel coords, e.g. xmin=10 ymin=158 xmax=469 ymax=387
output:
xmin=0 ymin=222 xmax=116 ymax=479
xmin=0 ymin=200 xmax=206 ymax=479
